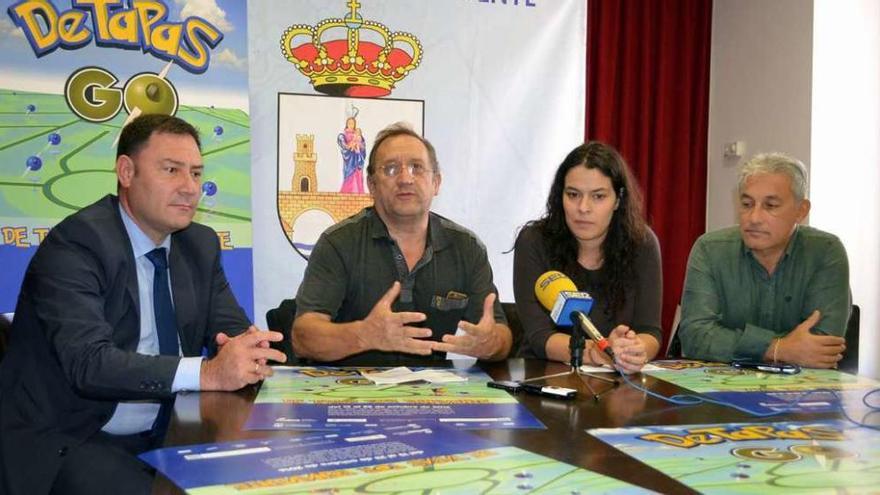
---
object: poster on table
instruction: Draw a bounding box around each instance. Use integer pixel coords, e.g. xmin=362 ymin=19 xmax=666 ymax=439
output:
xmin=244 ymin=366 xmax=544 ymax=431
xmin=646 ymin=360 xmax=880 ymax=415
xmin=142 ymin=422 xmax=641 ymax=494
xmin=588 ymin=420 xmax=880 ymax=494
xmin=1 ymin=0 xmax=253 ymax=317
xmin=248 ymin=0 xmax=587 ymax=326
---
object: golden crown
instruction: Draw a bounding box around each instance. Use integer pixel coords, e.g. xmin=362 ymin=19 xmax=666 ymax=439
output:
xmin=280 ymin=0 xmax=423 ymax=98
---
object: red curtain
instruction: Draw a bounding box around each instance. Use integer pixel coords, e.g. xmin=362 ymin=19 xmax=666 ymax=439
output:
xmin=586 ymin=0 xmax=712 ymax=353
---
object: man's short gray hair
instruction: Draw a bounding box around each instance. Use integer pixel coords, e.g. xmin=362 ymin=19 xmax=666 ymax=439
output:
xmin=737 ymin=152 xmax=809 ymax=201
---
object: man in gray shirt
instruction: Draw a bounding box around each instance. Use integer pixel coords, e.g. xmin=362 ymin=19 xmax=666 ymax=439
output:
xmin=292 ymin=123 xmax=511 ymax=365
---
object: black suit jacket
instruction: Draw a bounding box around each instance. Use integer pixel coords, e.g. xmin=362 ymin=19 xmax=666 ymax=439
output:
xmin=0 ymin=195 xmax=249 ymax=495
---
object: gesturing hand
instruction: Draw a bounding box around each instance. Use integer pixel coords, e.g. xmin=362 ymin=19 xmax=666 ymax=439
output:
xmin=360 ymin=281 xmax=434 ymax=356
xmin=432 ymin=293 xmax=501 ymax=360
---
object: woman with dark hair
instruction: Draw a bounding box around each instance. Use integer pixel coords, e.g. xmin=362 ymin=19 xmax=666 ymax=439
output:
xmin=513 ymin=141 xmax=661 ymax=373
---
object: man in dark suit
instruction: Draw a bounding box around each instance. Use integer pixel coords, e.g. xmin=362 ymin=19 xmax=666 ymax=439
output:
xmin=0 ymin=115 xmax=286 ymax=495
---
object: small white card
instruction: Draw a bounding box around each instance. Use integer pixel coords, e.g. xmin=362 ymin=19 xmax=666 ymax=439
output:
xmin=361 ymin=367 xmax=468 ymax=384
xmin=579 ymin=363 xmax=664 ymax=373
xmin=409 ymin=369 xmax=468 ymax=383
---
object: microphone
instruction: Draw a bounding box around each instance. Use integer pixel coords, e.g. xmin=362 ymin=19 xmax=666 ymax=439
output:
xmin=571 ymin=312 xmax=614 ymax=359
xmin=534 ymin=271 xmax=593 ymax=326
xmin=534 ymin=271 xmax=615 ymax=360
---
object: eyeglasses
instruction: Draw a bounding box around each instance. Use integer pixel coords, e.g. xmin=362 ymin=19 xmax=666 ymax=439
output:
xmin=378 ymin=162 xmax=432 ymax=178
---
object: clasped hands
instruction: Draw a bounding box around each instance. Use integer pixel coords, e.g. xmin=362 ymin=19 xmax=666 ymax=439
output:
xmin=587 ymin=325 xmax=647 ymax=375
xmin=200 ymin=326 xmax=287 ymax=391
xmin=359 ymin=281 xmax=501 ymax=360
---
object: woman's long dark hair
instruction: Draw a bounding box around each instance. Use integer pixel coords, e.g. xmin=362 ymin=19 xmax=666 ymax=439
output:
xmin=528 ymin=141 xmax=648 ymax=316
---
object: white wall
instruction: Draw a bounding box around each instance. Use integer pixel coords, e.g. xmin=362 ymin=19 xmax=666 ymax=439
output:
xmin=707 ymin=0 xmax=813 ymax=230
xmin=810 ymin=0 xmax=880 ymax=378
xmin=709 ymin=0 xmax=879 ymax=377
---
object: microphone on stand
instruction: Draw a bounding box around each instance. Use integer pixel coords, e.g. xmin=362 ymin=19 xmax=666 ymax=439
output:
xmin=529 ymin=271 xmax=619 ymax=396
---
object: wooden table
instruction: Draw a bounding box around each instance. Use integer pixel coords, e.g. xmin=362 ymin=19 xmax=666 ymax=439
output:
xmin=152 ymin=359 xmax=836 ymax=494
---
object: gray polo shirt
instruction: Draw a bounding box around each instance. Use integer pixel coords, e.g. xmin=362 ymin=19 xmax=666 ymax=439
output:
xmin=295 ymin=207 xmax=506 ymax=365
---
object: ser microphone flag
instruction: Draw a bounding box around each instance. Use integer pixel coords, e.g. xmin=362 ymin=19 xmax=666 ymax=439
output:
xmin=533 ymin=270 xmax=593 ymax=327
xmin=534 ymin=271 xmax=614 ymax=359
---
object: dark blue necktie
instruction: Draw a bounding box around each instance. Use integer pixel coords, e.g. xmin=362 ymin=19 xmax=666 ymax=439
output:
xmin=145 ymin=247 xmax=179 ymax=356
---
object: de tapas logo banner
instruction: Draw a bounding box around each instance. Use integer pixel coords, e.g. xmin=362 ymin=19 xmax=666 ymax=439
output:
xmin=0 ymin=0 xmax=254 ymax=318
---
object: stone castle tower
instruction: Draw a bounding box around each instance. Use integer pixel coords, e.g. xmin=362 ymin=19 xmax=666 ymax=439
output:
xmin=292 ymin=134 xmax=317 ymax=192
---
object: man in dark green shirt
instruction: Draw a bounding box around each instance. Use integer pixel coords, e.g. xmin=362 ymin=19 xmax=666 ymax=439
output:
xmin=292 ymin=123 xmax=511 ymax=365
xmin=679 ymin=153 xmax=849 ymax=368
